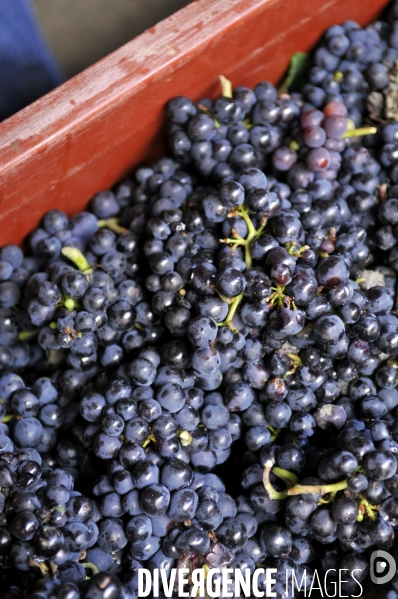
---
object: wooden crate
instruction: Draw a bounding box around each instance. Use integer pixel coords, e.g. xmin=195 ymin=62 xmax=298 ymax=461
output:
xmin=0 ymin=0 xmax=389 ymax=245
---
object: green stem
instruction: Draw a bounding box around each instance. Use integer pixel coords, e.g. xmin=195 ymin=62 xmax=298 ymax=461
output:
xmin=216 ymin=206 xmax=266 ymax=325
xmin=285 ymin=353 xmax=302 ymax=377
xmin=242 ymin=119 xmax=254 ymax=130
xmin=319 ymin=494 xmax=336 ymax=505
xmin=273 ymin=466 xmax=298 ymax=488
xmin=342 ymin=126 xmax=377 ymax=139
xmin=2 ymin=414 xmax=16 ymax=423
xmin=239 ymin=208 xmax=265 ymax=269
xmin=267 ymin=425 xmax=283 ymax=443
xmin=263 ymin=460 xmax=289 ymax=500
xmin=287 ymin=479 xmax=348 ymax=496
xmin=220 ymin=206 xmax=265 ymax=269
xmin=62 ymin=247 xmax=93 ymax=274
xmin=18 ymin=329 xmax=38 ymax=341
xmin=97 ymin=218 xmax=129 ymax=234
xmin=357 ymin=498 xmax=379 ymax=522
xmin=263 ymin=461 xmax=349 ymax=500
xmin=197 ymin=104 xmax=220 ymax=128
xmin=220 ymin=232 xmax=246 ymax=246
xmin=217 ymin=293 xmax=244 ymax=331
xmin=238 ymin=206 xmax=257 ymax=237
xmin=81 ymin=562 xmax=100 ymax=576
xmin=265 ymin=285 xmax=286 ymax=308
xmin=285 ymin=242 xmax=310 ymax=258
xmin=142 ymin=433 xmax=156 ymax=448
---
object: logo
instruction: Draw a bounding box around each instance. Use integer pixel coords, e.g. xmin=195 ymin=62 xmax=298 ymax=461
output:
xmin=370 ymin=550 xmax=396 ymax=585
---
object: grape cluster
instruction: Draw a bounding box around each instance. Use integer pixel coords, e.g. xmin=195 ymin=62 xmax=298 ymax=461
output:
xmin=80 ymin=360 xmax=240 ymax=469
xmin=22 ymin=190 xmax=146 ymax=375
xmin=4 ymin=1 xmax=398 ymax=597
xmin=0 ymin=427 xmax=127 ymax=597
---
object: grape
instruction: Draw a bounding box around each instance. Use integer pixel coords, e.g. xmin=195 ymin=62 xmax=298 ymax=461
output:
xmin=323 ymin=115 xmax=347 ymax=138
xmin=272 ymin=146 xmax=297 ymax=170
xmin=303 ymin=125 xmax=327 ymax=147
xmin=4 ymin=10 xmax=398 ymax=595
xmin=306 ymin=147 xmax=332 ymax=171
xmin=301 ymin=108 xmax=324 ymax=127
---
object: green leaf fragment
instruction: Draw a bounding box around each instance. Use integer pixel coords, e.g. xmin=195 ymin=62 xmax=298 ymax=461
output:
xmin=279 ymin=52 xmax=312 ymax=94
xmin=219 ymin=75 xmax=233 ymax=98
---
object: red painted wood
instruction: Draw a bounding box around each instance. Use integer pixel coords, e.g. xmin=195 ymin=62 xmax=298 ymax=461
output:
xmin=0 ymin=0 xmax=389 ymax=245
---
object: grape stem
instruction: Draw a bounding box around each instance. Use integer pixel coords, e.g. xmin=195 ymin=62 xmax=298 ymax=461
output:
xmin=197 ymin=104 xmax=220 ymax=128
xmin=267 ymin=425 xmax=283 ymax=442
xmin=81 ymin=562 xmax=100 ymax=576
xmin=289 ymin=479 xmax=348 ymax=496
xmin=220 ymin=206 xmax=265 ymax=269
xmin=217 ymin=293 xmax=244 ymax=331
xmin=263 ymin=460 xmax=289 ymax=500
xmin=242 ymin=118 xmax=254 ymax=130
xmin=319 ymin=492 xmax=338 ymax=504
xmin=263 ymin=461 xmax=349 ymax=499
xmin=97 ymin=218 xmax=129 ymax=234
xmin=265 ymin=284 xmax=287 ymax=308
xmin=285 ymin=242 xmax=310 ymax=258
xmin=18 ymin=329 xmax=38 ymax=341
xmin=2 ymin=414 xmax=16 ymax=423
xmin=357 ymin=498 xmax=379 ymax=522
xmin=285 ymin=353 xmax=302 ymax=377
xmin=62 ymin=247 xmax=93 ymax=274
xmin=216 ymin=204 xmax=266 ymax=327
xmin=142 ymin=433 xmax=157 ymax=448
xmin=237 ymin=206 xmax=265 ymax=269
xmin=342 ymin=126 xmax=377 ymax=139
xmin=273 ymin=466 xmax=298 ymax=487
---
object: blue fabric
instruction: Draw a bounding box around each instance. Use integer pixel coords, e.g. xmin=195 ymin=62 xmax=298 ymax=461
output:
xmin=0 ymin=0 xmax=63 ymax=121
